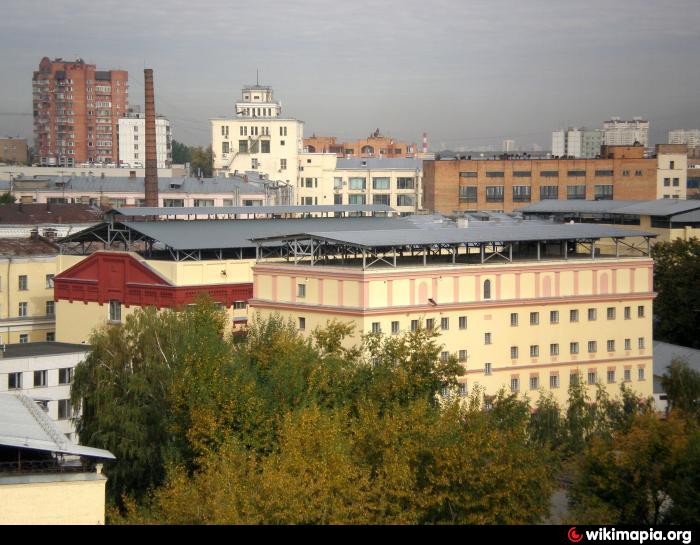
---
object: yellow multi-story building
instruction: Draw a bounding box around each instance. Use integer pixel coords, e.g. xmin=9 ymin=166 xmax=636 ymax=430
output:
xmin=0 ymin=237 xmax=59 ymax=344
xmin=249 ymin=223 xmax=657 ymax=405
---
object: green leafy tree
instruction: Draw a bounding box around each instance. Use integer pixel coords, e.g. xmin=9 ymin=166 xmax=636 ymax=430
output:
xmin=651 ymin=238 xmax=700 ymax=348
xmin=171 ymin=140 xmax=192 ymax=164
xmin=190 ymin=145 xmax=213 ymax=177
xmin=0 ymin=192 xmax=16 ymax=204
xmin=661 ymin=357 xmax=700 ymax=418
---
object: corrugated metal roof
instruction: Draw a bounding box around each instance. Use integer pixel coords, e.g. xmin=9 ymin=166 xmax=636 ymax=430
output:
xmin=251 ymin=223 xmax=656 ymax=247
xmin=653 ymin=341 xmax=700 ymax=377
xmin=519 ymin=199 xmax=700 ymax=217
xmin=336 ymin=157 xmax=422 ymax=170
xmin=109 ymin=204 xmax=394 ymax=217
xmin=0 ymin=394 xmax=114 ymax=460
xmin=613 ymin=200 xmax=700 ymax=216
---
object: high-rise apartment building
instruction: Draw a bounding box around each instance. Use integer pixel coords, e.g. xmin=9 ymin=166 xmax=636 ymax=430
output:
xmin=32 ymin=57 xmax=128 ymax=167
xmin=668 ymin=129 xmax=700 ymax=148
xmin=551 ymin=128 xmax=604 ymax=158
xmin=211 ymin=83 xmax=303 ymax=184
xmin=118 ymin=108 xmax=172 ymax=168
xmin=603 ymin=117 xmax=649 ymax=147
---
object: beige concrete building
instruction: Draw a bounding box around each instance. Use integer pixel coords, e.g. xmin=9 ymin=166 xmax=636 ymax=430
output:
xmin=248 ymin=222 xmax=656 ymax=407
xmin=211 ymin=84 xmax=303 ymax=186
xmin=656 ymin=144 xmax=687 ymax=199
xmin=0 ymin=138 xmax=29 ymax=165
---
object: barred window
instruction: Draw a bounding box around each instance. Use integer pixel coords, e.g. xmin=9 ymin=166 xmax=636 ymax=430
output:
xmin=485 ymin=186 xmax=504 ymax=202
xmin=459 ymin=186 xmax=477 ymax=202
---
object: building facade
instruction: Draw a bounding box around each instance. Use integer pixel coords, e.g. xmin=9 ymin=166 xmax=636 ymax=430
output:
xmin=211 ymin=84 xmax=303 ymax=185
xmin=0 ymin=138 xmax=29 ymax=165
xmin=304 ymin=130 xmax=418 ymax=158
xmin=33 ymin=57 xmax=128 ymax=167
xmin=117 ymin=110 xmax=172 ymax=168
xmin=248 ymin=227 xmax=655 ymax=406
xmin=422 ymin=145 xmax=685 ymax=215
xmin=656 ymin=144 xmax=687 ymax=200
xmin=603 ymin=117 xmax=649 ymax=147
xmin=668 ymin=129 xmax=700 ymax=149
xmin=551 ymin=128 xmax=604 ymax=158
xmin=296 ymin=155 xmax=423 ymax=214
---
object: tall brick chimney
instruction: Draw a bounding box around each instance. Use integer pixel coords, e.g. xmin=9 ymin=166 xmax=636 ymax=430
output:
xmin=144 ymin=68 xmax=158 ymax=207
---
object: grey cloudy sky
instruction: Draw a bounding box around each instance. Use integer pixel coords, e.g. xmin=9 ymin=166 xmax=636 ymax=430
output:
xmin=2 ymin=0 xmax=699 ymax=149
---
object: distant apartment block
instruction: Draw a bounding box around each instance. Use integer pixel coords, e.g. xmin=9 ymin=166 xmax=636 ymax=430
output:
xmin=211 ymin=83 xmax=303 ymax=184
xmin=603 ymin=117 xmax=649 ymax=147
xmin=304 ymin=129 xmax=418 ymax=158
xmin=668 ymin=129 xmax=700 ymax=148
xmin=33 ymin=57 xmax=128 ymax=167
xmin=502 ymin=139 xmax=516 ymax=153
xmin=423 ymin=144 xmax=685 ymax=214
xmin=0 ymin=137 xmax=28 ymax=165
xmin=118 ymin=108 xmax=172 ymax=168
xmin=551 ymin=128 xmax=604 ymax=158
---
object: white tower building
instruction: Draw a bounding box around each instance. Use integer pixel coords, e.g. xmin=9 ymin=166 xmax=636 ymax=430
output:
xmin=118 ymin=109 xmax=172 ymax=168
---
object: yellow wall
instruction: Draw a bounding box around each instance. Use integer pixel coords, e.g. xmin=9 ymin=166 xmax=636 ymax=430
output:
xmin=0 ymin=474 xmax=107 ymax=525
xmin=251 ymin=257 xmax=655 ymax=406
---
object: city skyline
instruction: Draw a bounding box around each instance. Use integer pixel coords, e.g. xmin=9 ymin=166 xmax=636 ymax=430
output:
xmin=1 ymin=0 xmax=699 ymax=149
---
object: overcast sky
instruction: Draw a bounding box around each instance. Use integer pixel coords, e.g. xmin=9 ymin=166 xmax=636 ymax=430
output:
xmin=2 ymin=0 xmax=699 ymax=149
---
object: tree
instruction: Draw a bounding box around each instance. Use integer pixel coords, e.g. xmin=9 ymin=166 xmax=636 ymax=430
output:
xmin=661 ymin=357 xmax=700 ymax=418
xmin=190 ymin=145 xmax=212 ymax=177
xmin=171 ymin=140 xmax=192 ymax=165
xmin=651 ymin=238 xmax=700 ymax=348
xmin=0 ymin=192 xmax=16 ymax=204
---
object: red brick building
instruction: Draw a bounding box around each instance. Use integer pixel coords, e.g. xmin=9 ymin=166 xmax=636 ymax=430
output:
xmin=423 ymin=145 xmax=662 ymax=214
xmin=32 ymin=57 xmax=128 ymax=166
xmin=304 ymin=129 xmax=418 ymax=158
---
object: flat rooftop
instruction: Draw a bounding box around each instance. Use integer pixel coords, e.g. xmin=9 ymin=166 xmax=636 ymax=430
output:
xmin=0 ymin=342 xmax=89 ymax=359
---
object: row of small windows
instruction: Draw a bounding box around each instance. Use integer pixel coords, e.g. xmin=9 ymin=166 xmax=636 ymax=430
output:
xmin=509 ymin=367 xmax=646 ymax=393
xmin=7 ymin=367 xmax=73 ymax=390
xmin=509 ymin=337 xmax=646 ymax=359
xmin=460 ymin=170 xmax=644 ymax=178
xmin=460 ymin=185 xmax=614 ymax=202
xmin=16 ymin=301 xmax=55 ymax=317
xmin=509 ymin=306 xmax=645 ymax=326
xmin=9 ymin=274 xmax=54 ymax=291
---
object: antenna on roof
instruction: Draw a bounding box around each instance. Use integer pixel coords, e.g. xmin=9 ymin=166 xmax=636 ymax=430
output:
xmin=256 ymin=68 xmax=259 ymax=86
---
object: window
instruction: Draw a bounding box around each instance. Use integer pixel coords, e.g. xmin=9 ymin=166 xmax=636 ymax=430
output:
xmin=333 ymin=177 xmax=343 ymax=190
xmin=459 ymin=186 xmax=477 ymax=203
xmin=372 ymin=322 xmax=381 ymax=334
xmin=46 ymin=332 xmax=55 ymax=342
xmin=238 ymin=140 xmax=248 ymax=153
xmin=297 ymin=284 xmax=306 ymax=298
xmin=622 ymin=170 xmax=630 ymax=176
xmin=441 ymin=351 xmax=449 ymax=362
xmin=34 ymin=370 xmax=47 ymax=387
xmin=638 ymin=367 xmax=645 ymax=380
xmin=109 ymin=300 xmax=121 ymax=322
xmin=664 ymin=178 xmax=671 ymax=187
xmin=349 ymin=177 xmax=366 ymax=190
xmin=530 ymin=312 xmax=539 ymax=325
xmin=396 ymin=195 xmax=415 ymax=207
xmin=624 ymin=339 xmax=631 ymax=350
xmin=607 ymin=370 xmax=615 ymax=384
xmin=512 ymin=186 xmax=531 ymax=202
xmin=594 ymin=185 xmax=613 ymax=200
xmin=638 ymin=337 xmax=645 ymax=349
xmin=298 ymin=317 xmax=306 ymax=331
xmin=483 ymin=279 xmax=491 ymax=300
xmin=637 ymin=305 xmax=645 ymax=318
xmin=570 ymin=309 xmax=579 ymax=322
xmin=233 ymin=301 xmax=247 ymax=310
xmin=18 ymin=275 xmax=28 ymax=290
xmin=348 ymin=194 xmax=366 ymax=205
xmin=260 ymin=140 xmax=270 ymax=153
xmin=550 ymin=375 xmax=559 ymax=389
xmin=426 ymin=318 xmax=435 ymax=330
xmin=372 ymin=177 xmax=390 ymax=190
xmin=333 ymin=194 xmax=343 ymax=205
xmin=8 ymin=372 xmax=21 ymax=390
xmin=588 ymin=371 xmax=597 ymax=385
xmin=510 ymin=346 xmax=519 ymax=359
xmin=373 ymin=194 xmax=390 ymax=206
xmin=588 ymin=341 xmax=597 ymax=353
xmin=484 ymin=362 xmax=492 ymax=375
xmin=46 ymin=274 xmax=54 ymax=288
xmin=570 ymin=373 xmax=579 ymax=386
xmin=19 ymin=334 xmax=28 ymax=344
xmin=673 ymin=178 xmax=680 ymax=187
xmin=459 ymin=316 xmax=467 ymax=330
xmin=550 ymin=310 xmax=559 ymax=324
xmin=486 ymin=171 xmax=504 ymax=178
xmin=304 ymin=177 xmax=314 ymax=188
xmin=459 ymin=171 xmax=477 ymax=178
xmin=59 ymin=367 xmax=73 ymax=385
xmin=485 ymin=332 xmax=492 ymax=345
xmin=397 ymin=177 xmax=415 ymax=189
xmin=595 ymin=170 xmax=613 ymax=177
xmin=588 ymin=308 xmax=597 ymax=321
xmin=221 ymin=141 xmax=230 ymax=154
xmin=58 ymin=399 xmax=72 ymax=420
xmin=18 ymin=302 xmax=27 ymax=317
xmin=485 ymin=186 xmax=504 ymax=202
xmin=441 ymin=317 xmax=449 ymax=330
xmin=391 ymin=321 xmax=400 ymax=335
xmin=624 ymin=369 xmax=631 ymax=382
xmin=510 ymin=313 xmax=518 ymax=326
xmin=280 ymin=158 xmax=287 ymax=170
xmin=607 ymin=307 xmax=616 ymax=320
xmin=670 ymin=160 xmax=675 ymax=169
xmin=510 ymin=377 xmax=520 ymax=392
xmin=540 ymin=170 xmax=559 ymax=177
xmin=550 ymin=343 xmax=559 ymax=356
xmin=530 ymin=376 xmax=539 ymax=390
xmin=458 ymin=383 xmax=467 ymax=397
xmin=624 ymin=306 xmax=631 ymax=320
xmin=459 ymin=350 xmax=467 ymax=362
xmin=568 ymin=170 xmax=586 ymax=177
xmin=513 ymin=171 xmax=531 ymax=177
xmin=540 ymin=186 xmax=559 ymax=200
xmin=46 ymin=301 xmax=55 ymax=316
xmin=570 ymin=342 xmax=579 ymax=355
xmin=530 ymin=345 xmax=539 ymax=358
xmin=607 ymin=340 xmax=615 ymax=352
xmin=567 ymin=185 xmax=586 ymax=200
xmin=411 ymin=319 xmax=419 ymax=331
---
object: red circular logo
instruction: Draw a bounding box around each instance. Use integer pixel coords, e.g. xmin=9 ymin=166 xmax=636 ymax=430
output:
xmin=568 ymin=527 xmax=583 ymax=543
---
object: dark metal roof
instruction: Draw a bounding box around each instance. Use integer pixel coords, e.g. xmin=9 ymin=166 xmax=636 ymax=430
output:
xmin=0 ymin=342 xmax=89 ymax=359
xmin=518 ymin=199 xmax=700 ymax=218
xmin=107 ymin=204 xmax=394 ymax=217
xmin=0 ymin=204 xmax=102 ymax=225
xmin=0 ymin=237 xmax=60 ymax=256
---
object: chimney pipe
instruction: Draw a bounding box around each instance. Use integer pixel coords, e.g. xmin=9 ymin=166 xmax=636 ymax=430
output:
xmin=144 ymin=68 xmax=159 ymax=207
